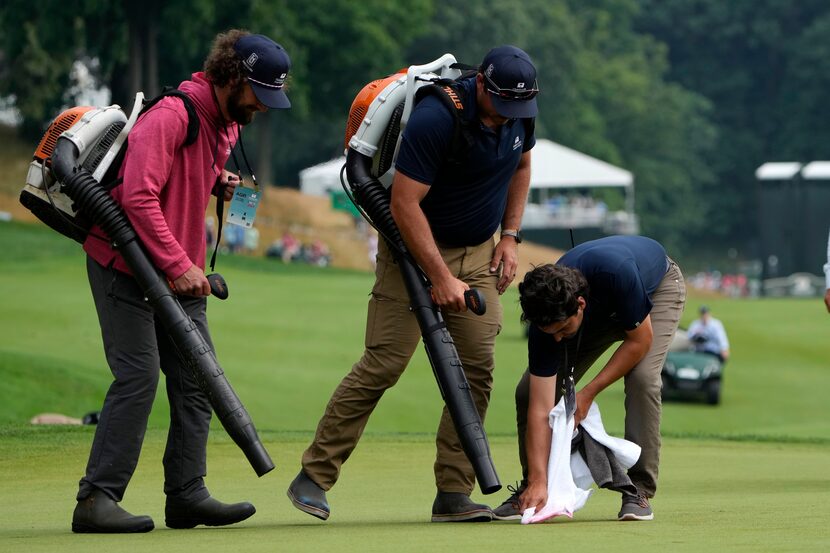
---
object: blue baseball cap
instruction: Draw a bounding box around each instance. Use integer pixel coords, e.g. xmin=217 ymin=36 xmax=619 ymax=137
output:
xmin=233 ymin=34 xmax=291 ymax=109
xmin=480 ymin=45 xmax=539 ymax=118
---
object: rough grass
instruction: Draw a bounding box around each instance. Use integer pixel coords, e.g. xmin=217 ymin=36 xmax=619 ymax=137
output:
xmin=2 ymin=221 xmax=828 ymax=441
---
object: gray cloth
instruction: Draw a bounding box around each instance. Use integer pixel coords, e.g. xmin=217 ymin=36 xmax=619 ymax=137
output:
xmin=571 ymin=430 xmax=637 ymax=496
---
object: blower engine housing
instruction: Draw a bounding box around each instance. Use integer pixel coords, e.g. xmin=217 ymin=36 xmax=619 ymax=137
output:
xmin=20 ymin=94 xmax=144 ymax=243
xmin=344 ymin=54 xmax=461 ymax=188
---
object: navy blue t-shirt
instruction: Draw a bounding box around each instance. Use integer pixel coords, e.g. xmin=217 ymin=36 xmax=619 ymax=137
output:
xmin=394 ymin=77 xmax=535 ymax=247
xmin=528 ymin=235 xmax=669 ymax=377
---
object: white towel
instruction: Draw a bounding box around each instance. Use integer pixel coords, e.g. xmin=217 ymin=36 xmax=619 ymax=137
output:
xmin=521 ymin=399 xmax=640 ymax=524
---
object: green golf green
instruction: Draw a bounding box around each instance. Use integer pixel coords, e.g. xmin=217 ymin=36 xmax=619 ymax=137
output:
xmin=0 ymin=429 xmax=827 ymax=552
xmin=1 ymin=221 xmax=828 ymax=552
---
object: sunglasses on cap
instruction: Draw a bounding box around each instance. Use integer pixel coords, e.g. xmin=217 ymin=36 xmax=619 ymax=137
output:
xmin=483 ymin=73 xmax=539 ymax=101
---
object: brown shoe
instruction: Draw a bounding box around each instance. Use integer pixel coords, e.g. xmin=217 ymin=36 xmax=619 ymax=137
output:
xmin=72 ymin=490 xmax=154 ymax=533
xmin=431 ymin=492 xmax=492 ymax=523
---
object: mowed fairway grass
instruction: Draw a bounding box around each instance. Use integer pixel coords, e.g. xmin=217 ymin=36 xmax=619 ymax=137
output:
xmin=1 ymin=221 xmax=829 ymax=552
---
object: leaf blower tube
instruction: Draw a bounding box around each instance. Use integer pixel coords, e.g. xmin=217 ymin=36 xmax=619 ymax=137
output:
xmin=51 ymin=137 xmax=274 ymax=477
xmin=346 ymin=148 xmax=501 ymax=495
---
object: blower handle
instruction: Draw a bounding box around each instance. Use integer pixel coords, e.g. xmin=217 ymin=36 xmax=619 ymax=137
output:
xmin=464 ymin=289 xmax=486 ymax=316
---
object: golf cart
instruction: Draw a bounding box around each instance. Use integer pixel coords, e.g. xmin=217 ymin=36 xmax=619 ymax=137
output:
xmin=661 ymin=329 xmax=724 ymax=405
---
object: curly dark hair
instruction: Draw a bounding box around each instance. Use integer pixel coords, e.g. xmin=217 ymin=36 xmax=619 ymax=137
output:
xmin=518 ymin=264 xmax=589 ymax=327
xmin=204 ymin=29 xmax=250 ymax=87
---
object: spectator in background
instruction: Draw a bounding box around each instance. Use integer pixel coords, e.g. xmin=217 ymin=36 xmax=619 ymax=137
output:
xmin=307 ymin=239 xmax=331 ymax=267
xmin=225 ymin=223 xmax=245 ymax=254
xmin=279 ymin=231 xmax=301 ymax=263
xmin=687 ymin=306 xmax=730 ymax=362
xmin=205 ymin=217 xmax=216 ymax=250
xmin=824 ymin=227 xmax=830 ymax=312
xmin=367 ymin=232 xmax=378 ymax=269
xmin=243 ymin=226 xmax=259 ymax=253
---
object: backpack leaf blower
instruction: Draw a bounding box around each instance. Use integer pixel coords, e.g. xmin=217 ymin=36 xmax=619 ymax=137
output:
xmin=29 ymin=94 xmax=274 ymax=477
xmin=344 ymin=55 xmax=501 ymax=494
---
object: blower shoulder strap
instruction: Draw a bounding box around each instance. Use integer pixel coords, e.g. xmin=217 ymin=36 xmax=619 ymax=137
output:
xmin=413 ymin=69 xmax=535 ymax=165
xmin=414 ymin=76 xmax=476 ymax=165
xmin=140 ymin=87 xmax=200 ymax=146
xmin=100 ymin=88 xmax=200 ymax=191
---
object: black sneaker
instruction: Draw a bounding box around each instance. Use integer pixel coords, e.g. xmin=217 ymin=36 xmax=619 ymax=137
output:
xmin=491 ymin=482 xmax=525 ymax=521
xmin=431 ymin=492 xmax=492 ymax=522
xmin=618 ymin=491 xmax=654 ymax=521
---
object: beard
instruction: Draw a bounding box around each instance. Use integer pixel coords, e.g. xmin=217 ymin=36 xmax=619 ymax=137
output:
xmin=226 ymin=84 xmax=258 ymax=125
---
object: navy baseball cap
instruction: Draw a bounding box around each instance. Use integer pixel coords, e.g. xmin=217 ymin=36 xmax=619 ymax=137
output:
xmin=233 ymin=34 xmax=291 ymax=109
xmin=480 ymin=45 xmax=539 ymax=118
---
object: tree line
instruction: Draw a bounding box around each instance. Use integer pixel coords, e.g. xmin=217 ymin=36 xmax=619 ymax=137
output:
xmin=1 ymin=0 xmax=828 ymax=259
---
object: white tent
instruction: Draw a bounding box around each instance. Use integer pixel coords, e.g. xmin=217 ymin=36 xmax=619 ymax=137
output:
xmin=524 ymin=139 xmax=636 ymax=232
xmin=755 ymin=161 xmax=830 ymax=181
xmin=299 ymin=139 xmax=633 ymax=196
xmin=299 ymin=156 xmax=347 ymax=197
xmin=530 ymin=139 xmax=633 ymax=189
xmin=298 ymin=141 xmax=637 ymax=233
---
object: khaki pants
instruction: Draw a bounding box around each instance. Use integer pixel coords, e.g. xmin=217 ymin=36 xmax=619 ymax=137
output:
xmin=302 ymin=238 xmax=503 ymax=494
xmin=514 ymin=259 xmax=685 ymax=497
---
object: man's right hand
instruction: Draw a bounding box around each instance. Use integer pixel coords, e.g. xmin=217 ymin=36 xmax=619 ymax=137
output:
xmin=520 ymin=480 xmax=548 ymax=513
xmin=825 ymin=289 xmax=830 ymax=313
xmin=430 ymin=276 xmax=470 ymax=312
xmin=171 ymin=264 xmax=211 ymax=297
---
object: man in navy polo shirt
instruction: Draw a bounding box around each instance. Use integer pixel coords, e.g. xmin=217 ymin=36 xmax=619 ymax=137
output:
xmin=492 ymin=235 xmax=685 ymax=521
xmin=289 ymin=46 xmax=537 ymax=523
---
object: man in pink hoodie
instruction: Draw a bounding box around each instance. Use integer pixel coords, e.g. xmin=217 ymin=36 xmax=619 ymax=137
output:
xmin=72 ymin=30 xmax=291 ymax=534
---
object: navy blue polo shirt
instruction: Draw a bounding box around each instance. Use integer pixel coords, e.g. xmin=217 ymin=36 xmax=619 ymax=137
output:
xmin=528 ymin=235 xmax=669 ymax=377
xmin=395 ymin=76 xmax=535 ymax=247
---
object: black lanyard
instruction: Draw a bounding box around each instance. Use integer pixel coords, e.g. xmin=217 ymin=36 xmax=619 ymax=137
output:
xmin=209 ymin=87 xmax=259 ymax=272
xmin=561 ymin=326 xmax=583 ymax=413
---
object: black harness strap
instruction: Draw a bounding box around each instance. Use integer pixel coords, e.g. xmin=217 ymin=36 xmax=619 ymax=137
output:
xmin=413 ymin=72 xmax=535 ymax=166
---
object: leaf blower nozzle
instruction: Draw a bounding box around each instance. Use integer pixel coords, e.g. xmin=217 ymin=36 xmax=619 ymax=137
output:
xmin=346 ymin=148 xmax=501 ymax=494
xmin=51 ymin=137 xmax=274 ymax=477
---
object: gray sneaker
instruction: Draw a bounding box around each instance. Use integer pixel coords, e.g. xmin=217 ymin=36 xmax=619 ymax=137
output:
xmin=491 ymin=483 xmax=525 ymax=521
xmin=618 ymin=492 xmax=654 ymax=521
xmin=431 ymin=492 xmax=492 ymax=522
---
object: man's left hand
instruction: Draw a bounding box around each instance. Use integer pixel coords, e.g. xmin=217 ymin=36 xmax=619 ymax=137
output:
xmin=824 ymin=288 xmax=830 ymax=313
xmin=519 ymin=480 xmax=548 ymax=513
xmin=217 ymin=170 xmax=240 ymax=201
xmin=574 ymin=388 xmax=595 ymax=427
xmin=491 ymin=237 xmax=519 ymax=294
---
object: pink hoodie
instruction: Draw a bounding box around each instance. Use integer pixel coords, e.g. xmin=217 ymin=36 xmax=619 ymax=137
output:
xmin=84 ymin=72 xmax=238 ymax=280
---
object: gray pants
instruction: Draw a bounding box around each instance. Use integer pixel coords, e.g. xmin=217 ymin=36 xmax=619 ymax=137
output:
xmin=77 ymin=256 xmax=212 ymax=503
xmin=514 ymin=259 xmax=685 ymax=497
